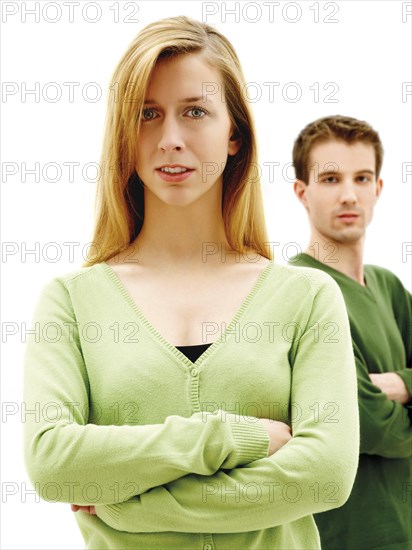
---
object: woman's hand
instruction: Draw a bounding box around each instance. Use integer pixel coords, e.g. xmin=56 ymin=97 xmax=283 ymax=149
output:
xmin=257 ymin=418 xmax=292 ymax=456
xmin=71 ymin=504 xmax=96 ymax=515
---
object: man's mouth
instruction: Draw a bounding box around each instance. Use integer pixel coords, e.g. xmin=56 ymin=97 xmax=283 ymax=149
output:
xmin=338 ymin=213 xmax=359 ymax=221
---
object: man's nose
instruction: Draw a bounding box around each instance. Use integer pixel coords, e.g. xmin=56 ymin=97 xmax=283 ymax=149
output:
xmin=339 ymin=179 xmax=357 ymax=205
xmin=158 ymin=116 xmax=185 ymax=152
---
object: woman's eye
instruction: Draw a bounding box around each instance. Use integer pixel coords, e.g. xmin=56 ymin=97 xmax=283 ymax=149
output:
xmin=142 ymin=108 xmax=156 ymax=121
xmin=187 ymin=107 xmax=207 ymax=119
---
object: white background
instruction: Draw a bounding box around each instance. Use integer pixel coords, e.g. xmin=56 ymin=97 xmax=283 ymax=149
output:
xmin=1 ymin=1 xmax=411 ymax=548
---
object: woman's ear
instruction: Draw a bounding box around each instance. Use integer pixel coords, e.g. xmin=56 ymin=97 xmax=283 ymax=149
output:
xmin=228 ymin=128 xmax=242 ymax=156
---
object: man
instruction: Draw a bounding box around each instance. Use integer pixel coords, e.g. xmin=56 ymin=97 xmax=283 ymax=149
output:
xmin=290 ymin=115 xmax=412 ymax=549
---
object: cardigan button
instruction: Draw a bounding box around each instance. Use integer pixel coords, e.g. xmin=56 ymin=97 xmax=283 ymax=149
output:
xmin=190 ymin=368 xmax=199 ymax=377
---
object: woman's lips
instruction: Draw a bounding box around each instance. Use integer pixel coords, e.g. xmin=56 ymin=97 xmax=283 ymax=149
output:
xmin=156 ymin=168 xmax=194 ymax=182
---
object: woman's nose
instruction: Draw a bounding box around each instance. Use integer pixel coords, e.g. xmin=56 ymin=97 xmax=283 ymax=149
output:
xmin=157 ymin=116 xmax=185 ymax=152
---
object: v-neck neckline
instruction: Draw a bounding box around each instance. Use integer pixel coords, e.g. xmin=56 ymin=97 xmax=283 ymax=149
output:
xmin=98 ymin=260 xmax=275 ymax=368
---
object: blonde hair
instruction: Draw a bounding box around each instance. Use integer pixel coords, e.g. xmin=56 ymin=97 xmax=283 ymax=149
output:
xmin=83 ymin=15 xmax=272 ymax=267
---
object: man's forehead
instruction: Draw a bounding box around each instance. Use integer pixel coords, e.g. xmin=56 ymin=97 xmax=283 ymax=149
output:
xmin=308 ymin=140 xmax=376 ymax=170
xmin=310 ymin=139 xmax=374 ymax=156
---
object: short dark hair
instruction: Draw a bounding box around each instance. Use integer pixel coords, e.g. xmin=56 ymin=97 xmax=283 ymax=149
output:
xmin=292 ymin=115 xmax=384 ymax=184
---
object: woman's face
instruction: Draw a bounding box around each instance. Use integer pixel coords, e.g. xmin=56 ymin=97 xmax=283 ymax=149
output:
xmin=135 ymin=52 xmax=240 ymax=207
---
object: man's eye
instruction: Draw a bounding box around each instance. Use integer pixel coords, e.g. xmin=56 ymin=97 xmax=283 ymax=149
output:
xmin=357 ymin=176 xmax=370 ymax=183
xmin=187 ymin=106 xmax=207 ymax=119
xmin=142 ymin=108 xmax=156 ymax=121
xmin=323 ymin=177 xmax=338 ymax=183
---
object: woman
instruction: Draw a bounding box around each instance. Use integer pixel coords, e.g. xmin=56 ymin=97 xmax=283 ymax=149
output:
xmin=23 ymin=16 xmax=359 ymax=549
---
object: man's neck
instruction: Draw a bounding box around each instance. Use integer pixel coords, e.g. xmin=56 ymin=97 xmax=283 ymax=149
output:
xmin=304 ymin=235 xmax=366 ymax=286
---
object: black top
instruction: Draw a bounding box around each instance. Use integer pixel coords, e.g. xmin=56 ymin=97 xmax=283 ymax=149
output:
xmin=175 ymin=343 xmax=212 ymax=362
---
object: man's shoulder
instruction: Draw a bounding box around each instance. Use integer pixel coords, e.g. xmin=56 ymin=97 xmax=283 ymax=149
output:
xmin=364 ymin=264 xmax=405 ymax=289
xmin=289 ymin=255 xmax=405 ymax=290
xmin=364 ymin=264 xmax=395 ymax=277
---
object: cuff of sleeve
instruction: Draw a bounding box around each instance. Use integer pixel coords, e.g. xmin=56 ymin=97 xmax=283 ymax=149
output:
xmin=397 ymin=368 xmax=412 ymax=406
xmin=95 ymin=503 xmax=121 ymax=530
xmin=222 ymin=414 xmax=270 ymax=468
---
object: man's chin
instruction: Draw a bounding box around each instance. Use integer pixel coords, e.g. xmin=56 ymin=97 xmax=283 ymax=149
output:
xmin=331 ymin=229 xmax=364 ymax=244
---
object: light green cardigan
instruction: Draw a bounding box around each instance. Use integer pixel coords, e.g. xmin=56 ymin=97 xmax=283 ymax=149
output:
xmin=23 ymin=261 xmax=359 ymax=549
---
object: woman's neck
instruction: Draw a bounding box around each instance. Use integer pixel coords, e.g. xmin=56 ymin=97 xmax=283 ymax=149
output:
xmin=133 ymin=185 xmax=232 ymax=267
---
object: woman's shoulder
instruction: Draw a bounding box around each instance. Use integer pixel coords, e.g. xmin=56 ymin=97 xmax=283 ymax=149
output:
xmin=270 ymin=261 xmax=341 ymax=291
xmin=38 ymin=263 xmax=105 ymax=297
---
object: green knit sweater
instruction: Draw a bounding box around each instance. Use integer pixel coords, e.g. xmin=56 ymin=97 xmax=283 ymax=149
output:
xmin=290 ymin=253 xmax=412 ymax=549
xmin=23 ymin=261 xmax=359 ymax=549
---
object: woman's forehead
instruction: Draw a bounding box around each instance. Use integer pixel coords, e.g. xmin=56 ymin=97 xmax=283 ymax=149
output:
xmin=145 ymin=53 xmax=223 ymax=103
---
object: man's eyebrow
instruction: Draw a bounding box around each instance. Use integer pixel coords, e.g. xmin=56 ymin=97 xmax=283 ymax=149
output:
xmin=317 ymin=169 xmax=375 ymax=178
xmin=354 ymin=169 xmax=375 ymax=175
xmin=143 ymin=96 xmax=213 ymax=105
xmin=318 ymin=170 xmax=340 ymax=178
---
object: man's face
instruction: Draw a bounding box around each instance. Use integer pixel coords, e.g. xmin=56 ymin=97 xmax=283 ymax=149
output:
xmin=295 ymin=140 xmax=383 ymax=245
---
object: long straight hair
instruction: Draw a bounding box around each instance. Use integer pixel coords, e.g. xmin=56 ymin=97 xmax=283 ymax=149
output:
xmin=82 ymin=16 xmax=272 ymax=267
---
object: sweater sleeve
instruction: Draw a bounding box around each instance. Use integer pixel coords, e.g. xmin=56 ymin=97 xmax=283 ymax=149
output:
xmin=391 ymin=280 xmax=412 ymax=407
xmin=391 ymin=274 xmax=412 ymax=364
xmin=354 ymin=343 xmax=412 ymax=456
xmin=95 ymin=273 xmax=360 ymax=533
xmin=23 ymin=277 xmax=270 ymax=505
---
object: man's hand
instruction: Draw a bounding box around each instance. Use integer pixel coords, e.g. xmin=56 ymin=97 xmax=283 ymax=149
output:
xmin=71 ymin=504 xmax=96 ymax=515
xmin=369 ymin=372 xmax=411 ymax=405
